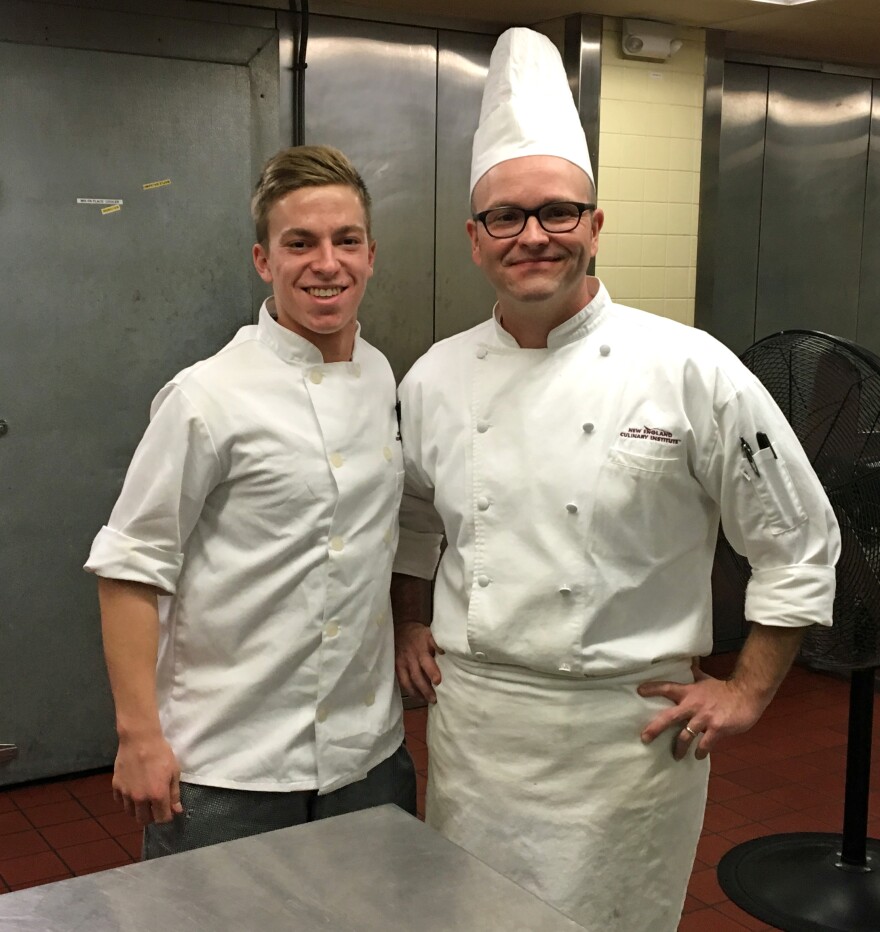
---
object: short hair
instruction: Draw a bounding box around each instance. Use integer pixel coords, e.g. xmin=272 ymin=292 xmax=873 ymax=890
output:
xmin=251 ymin=145 xmax=373 ymax=247
xmin=470 ymin=162 xmax=596 ymax=214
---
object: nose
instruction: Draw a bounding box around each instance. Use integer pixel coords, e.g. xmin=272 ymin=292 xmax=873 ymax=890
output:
xmin=310 ymin=240 xmax=341 ymax=276
xmin=517 ymin=214 xmax=551 ymax=246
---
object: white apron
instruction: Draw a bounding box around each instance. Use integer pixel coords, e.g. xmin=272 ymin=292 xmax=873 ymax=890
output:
xmin=426 ymin=653 xmax=709 ymax=931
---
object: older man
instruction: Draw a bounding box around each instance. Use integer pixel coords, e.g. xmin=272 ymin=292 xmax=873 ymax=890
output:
xmin=86 ymin=145 xmax=414 ymax=858
xmin=392 ymin=29 xmax=839 ymax=931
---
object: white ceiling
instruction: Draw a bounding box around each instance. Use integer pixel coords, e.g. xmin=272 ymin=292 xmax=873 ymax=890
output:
xmin=329 ymin=0 xmax=880 ymax=69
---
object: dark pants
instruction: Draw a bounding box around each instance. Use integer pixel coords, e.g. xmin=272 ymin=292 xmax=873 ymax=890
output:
xmin=143 ymin=742 xmax=416 ymax=859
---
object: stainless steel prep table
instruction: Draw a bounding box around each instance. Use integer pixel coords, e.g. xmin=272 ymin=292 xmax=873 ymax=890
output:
xmin=0 ymin=804 xmax=585 ymax=930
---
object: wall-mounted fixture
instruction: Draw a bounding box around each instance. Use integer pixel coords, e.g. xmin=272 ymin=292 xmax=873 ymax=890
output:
xmin=621 ymin=19 xmax=683 ymax=63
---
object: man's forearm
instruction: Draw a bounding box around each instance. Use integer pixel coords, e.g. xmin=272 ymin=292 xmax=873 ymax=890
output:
xmin=729 ymin=622 xmax=806 ymax=711
xmin=98 ymin=577 xmax=164 ymax=740
xmin=391 ymin=573 xmax=432 ymax=627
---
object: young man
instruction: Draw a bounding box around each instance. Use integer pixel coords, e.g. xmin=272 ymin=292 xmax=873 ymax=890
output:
xmin=86 ymin=145 xmax=414 ymax=858
xmin=392 ymin=29 xmax=839 ymax=930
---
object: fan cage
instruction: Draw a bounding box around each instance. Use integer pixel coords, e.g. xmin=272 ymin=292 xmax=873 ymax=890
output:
xmin=726 ymin=330 xmax=880 ymax=670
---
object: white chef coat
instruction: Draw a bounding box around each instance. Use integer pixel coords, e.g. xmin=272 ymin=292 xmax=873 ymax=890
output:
xmin=86 ymin=300 xmax=405 ymax=794
xmin=394 ymin=281 xmax=840 ymax=674
xmin=396 ymin=280 xmax=840 ymax=929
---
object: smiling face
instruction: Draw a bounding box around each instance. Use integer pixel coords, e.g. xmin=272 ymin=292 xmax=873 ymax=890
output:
xmin=467 ymin=155 xmax=603 ymax=318
xmin=252 ymin=184 xmax=375 ymax=355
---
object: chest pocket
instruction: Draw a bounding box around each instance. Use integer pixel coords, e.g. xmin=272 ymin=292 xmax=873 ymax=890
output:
xmin=589 ymin=445 xmax=708 ymax=568
xmin=607 ymin=447 xmax=680 ymax=474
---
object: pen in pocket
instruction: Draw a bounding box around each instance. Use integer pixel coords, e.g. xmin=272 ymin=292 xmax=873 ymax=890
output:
xmin=740 ymin=436 xmax=760 ymax=477
xmin=756 ymin=431 xmax=777 ymax=459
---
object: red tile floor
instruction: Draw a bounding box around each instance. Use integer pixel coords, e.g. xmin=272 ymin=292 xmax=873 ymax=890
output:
xmin=1 ymin=653 xmax=878 ymax=931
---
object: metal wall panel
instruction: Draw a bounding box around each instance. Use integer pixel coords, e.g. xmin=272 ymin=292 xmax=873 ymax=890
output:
xmin=562 ymin=14 xmax=603 ymax=201
xmin=0 ymin=0 xmax=275 ymax=63
xmin=434 ymin=30 xmax=496 ymax=341
xmin=857 ymin=81 xmax=880 ymax=355
xmin=710 ymin=63 xmax=762 ymax=648
xmin=694 ymin=31 xmax=727 ymax=341
xmin=708 ymin=64 xmax=879 ymax=650
xmin=0 ymin=33 xmax=276 ymax=783
xmin=710 ymin=63 xmax=768 ymax=355
xmin=303 ymin=15 xmax=437 ymax=380
xmin=755 ymin=68 xmax=872 ymax=341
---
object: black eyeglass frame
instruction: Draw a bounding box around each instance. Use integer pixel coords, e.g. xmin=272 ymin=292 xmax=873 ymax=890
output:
xmin=471 ymin=200 xmax=597 ymax=239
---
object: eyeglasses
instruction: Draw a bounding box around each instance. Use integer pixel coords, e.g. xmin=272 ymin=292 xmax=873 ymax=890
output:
xmin=472 ymin=201 xmax=596 ymax=239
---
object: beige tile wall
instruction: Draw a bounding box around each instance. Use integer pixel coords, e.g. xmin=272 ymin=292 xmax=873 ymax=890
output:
xmin=595 ymin=19 xmax=705 ymax=326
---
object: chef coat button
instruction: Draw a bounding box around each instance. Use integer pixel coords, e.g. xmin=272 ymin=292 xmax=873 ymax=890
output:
xmin=316 ymin=705 xmax=329 ymax=723
xmin=375 ymin=612 xmax=387 ymax=627
xmin=476 ymin=347 xmax=488 ymax=359
xmin=383 ymin=529 xmax=392 ymax=545
xmin=566 ymin=503 xmax=578 ymax=514
xmin=477 ymin=574 xmax=490 ymax=587
xmin=325 ymin=621 xmax=339 ymax=638
xmin=329 ymin=452 xmax=344 ymax=468
xmin=383 ymin=446 xmax=393 ymax=461
xmin=477 ymin=420 xmax=489 ymax=433
xmin=330 ymin=536 xmax=345 ymax=552
xmin=582 ymin=422 xmax=595 ymax=434
xmin=474 ymin=651 xmax=487 ymax=661
xmin=559 ymin=584 xmax=573 ymax=595
xmin=352 ymin=363 xmax=361 ymax=378
xmin=309 ymin=369 xmax=324 ymax=384
xmin=363 ymin=690 xmax=376 ymax=707
xmin=599 ymin=344 xmax=611 ymax=357
xmin=477 ymin=496 xmax=490 ymax=511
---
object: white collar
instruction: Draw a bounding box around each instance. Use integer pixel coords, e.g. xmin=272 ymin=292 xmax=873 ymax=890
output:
xmin=491 ymin=280 xmax=611 ymax=350
xmin=256 ymin=298 xmax=362 ymax=365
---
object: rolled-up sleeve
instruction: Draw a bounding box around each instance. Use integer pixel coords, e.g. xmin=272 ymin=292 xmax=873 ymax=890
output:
xmin=84 ymin=384 xmax=222 ymax=593
xmin=708 ymin=370 xmax=840 ymax=628
xmin=395 ymin=500 xmax=444 ymax=579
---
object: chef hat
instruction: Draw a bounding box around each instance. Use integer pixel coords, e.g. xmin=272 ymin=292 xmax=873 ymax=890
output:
xmin=470 ymin=27 xmax=593 ymax=196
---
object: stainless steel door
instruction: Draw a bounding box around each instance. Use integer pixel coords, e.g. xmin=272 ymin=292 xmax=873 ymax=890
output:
xmin=857 ymin=80 xmax=880 ymax=352
xmin=303 ymin=15 xmax=438 ymax=381
xmin=0 ymin=32 xmax=276 ymax=784
xmin=755 ymin=68 xmax=872 ymax=341
xmin=711 ymin=63 xmax=768 ymax=355
xmin=435 ymin=30 xmax=497 ymax=341
xmin=707 ymin=62 xmax=878 ymax=648
xmin=303 ymin=16 xmax=499 ymax=379
xmin=708 ymin=64 xmax=877 ymax=353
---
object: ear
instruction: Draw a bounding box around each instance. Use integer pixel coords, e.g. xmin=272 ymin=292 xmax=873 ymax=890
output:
xmin=466 ymin=218 xmax=482 ymax=268
xmin=367 ymin=239 xmax=377 ymax=278
xmin=589 ymin=208 xmax=605 ymax=259
xmin=253 ymin=243 xmax=273 ymax=283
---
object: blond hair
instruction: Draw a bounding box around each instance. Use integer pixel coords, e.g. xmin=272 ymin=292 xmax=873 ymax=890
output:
xmin=251 ymin=145 xmax=372 ymax=247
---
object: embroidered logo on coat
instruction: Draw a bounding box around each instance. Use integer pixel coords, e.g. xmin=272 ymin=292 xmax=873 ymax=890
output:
xmin=619 ymin=425 xmax=681 ymax=446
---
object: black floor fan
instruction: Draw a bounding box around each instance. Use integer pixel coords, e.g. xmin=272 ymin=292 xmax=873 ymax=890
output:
xmin=716 ymin=330 xmax=880 ymax=931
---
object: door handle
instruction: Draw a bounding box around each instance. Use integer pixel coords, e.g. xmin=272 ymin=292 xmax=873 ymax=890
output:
xmin=0 ymin=744 xmax=18 ymax=764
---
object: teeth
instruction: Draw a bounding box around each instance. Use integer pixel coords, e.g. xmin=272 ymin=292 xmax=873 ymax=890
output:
xmin=307 ymin=287 xmax=343 ymax=297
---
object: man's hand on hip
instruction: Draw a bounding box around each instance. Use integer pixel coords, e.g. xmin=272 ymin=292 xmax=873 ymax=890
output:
xmin=637 ymin=668 xmax=765 ymax=762
xmin=638 ymin=624 xmax=805 ymax=761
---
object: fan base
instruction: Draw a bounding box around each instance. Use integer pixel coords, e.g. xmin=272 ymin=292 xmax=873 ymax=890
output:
xmin=717 ymin=832 xmax=880 ymax=932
